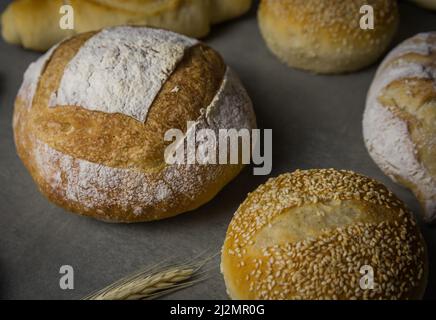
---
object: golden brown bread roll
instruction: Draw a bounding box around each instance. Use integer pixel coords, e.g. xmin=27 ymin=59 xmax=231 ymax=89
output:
xmin=1 ymin=0 xmax=252 ymax=51
xmin=13 ymin=26 xmax=256 ymax=223
xmin=221 ymin=169 xmax=428 ymax=300
xmin=363 ymin=32 xmax=436 ymax=223
xmin=258 ymin=0 xmax=399 ymax=74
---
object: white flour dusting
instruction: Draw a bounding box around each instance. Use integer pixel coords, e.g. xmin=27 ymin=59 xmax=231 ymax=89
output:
xmin=166 ymin=67 xmax=256 ymax=165
xmin=363 ymin=32 xmax=436 ymax=222
xmin=206 ymin=68 xmax=256 ymax=130
xmin=32 ymin=67 xmax=256 ymax=220
xmin=18 ymin=43 xmax=60 ymax=108
xmin=379 ymin=33 xmax=435 ymax=70
xmin=49 ymin=26 xmax=199 ymax=122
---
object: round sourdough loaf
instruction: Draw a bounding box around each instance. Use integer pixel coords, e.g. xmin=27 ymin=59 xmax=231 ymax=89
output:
xmin=258 ymin=0 xmax=399 ymax=74
xmin=221 ymin=169 xmax=428 ymax=300
xmin=363 ymin=32 xmax=436 ymax=223
xmin=13 ymin=26 xmax=256 ymax=223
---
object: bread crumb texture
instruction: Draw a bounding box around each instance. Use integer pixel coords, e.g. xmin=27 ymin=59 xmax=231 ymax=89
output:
xmin=222 ymin=169 xmax=427 ymax=300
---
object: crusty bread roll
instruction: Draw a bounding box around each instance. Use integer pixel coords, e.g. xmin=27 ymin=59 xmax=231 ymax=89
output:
xmin=409 ymin=0 xmax=436 ymax=10
xmin=1 ymin=0 xmax=252 ymax=51
xmin=13 ymin=26 xmax=256 ymax=223
xmin=258 ymin=0 xmax=399 ymax=74
xmin=221 ymin=169 xmax=428 ymax=300
xmin=363 ymin=32 xmax=436 ymax=223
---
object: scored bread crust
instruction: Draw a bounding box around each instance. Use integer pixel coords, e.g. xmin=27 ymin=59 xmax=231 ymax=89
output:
xmin=363 ymin=32 xmax=436 ymax=223
xmin=221 ymin=169 xmax=428 ymax=300
xmin=258 ymin=0 xmax=399 ymax=74
xmin=13 ymin=27 xmax=256 ymax=223
xmin=1 ymin=0 xmax=252 ymax=51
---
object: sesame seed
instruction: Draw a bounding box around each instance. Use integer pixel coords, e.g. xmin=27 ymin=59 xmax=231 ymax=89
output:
xmin=223 ymin=169 xmax=426 ymax=300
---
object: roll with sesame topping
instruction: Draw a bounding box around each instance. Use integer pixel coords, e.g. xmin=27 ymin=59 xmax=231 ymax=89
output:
xmin=221 ymin=169 xmax=428 ymax=300
xmin=258 ymin=0 xmax=399 ymax=74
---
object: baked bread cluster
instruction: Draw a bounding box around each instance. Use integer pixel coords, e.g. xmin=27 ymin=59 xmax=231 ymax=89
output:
xmin=258 ymin=0 xmax=399 ymax=74
xmin=6 ymin=0 xmax=434 ymax=300
xmin=13 ymin=26 xmax=256 ymax=222
xmin=363 ymin=32 xmax=436 ymax=223
xmin=1 ymin=0 xmax=252 ymax=51
xmin=221 ymin=169 xmax=428 ymax=300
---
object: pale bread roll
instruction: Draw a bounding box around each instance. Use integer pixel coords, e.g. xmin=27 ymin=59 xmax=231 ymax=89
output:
xmin=258 ymin=0 xmax=399 ymax=74
xmin=221 ymin=169 xmax=428 ymax=300
xmin=1 ymin=0 xmax=252 ymax=51
xmin=13 ymin=26 xmax=256 ymax=223
xmin=363 ymin=32 xmax=436 ymax=223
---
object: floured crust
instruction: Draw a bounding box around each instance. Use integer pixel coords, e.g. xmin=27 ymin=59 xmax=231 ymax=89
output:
xmin=28 ymin=31 xmax=225 ymax=170
xmin=13 ymin=27 xmax=256 ymax=222
xmin=49 ymin=27 xmax=199 ymax=122
xmin=18 ymin=43 xmax=62 ymax=109
xmin=258 ymin=0 xmax=399 ymax=74
xmin=363 ymin=32 xmax=436 ymax=223
xmin=221 ymin=169 xmax=428 ymax=300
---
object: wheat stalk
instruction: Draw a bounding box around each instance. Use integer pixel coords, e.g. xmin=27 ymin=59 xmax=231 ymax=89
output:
xmin=84 ymin=253 xmax=216 ymax=300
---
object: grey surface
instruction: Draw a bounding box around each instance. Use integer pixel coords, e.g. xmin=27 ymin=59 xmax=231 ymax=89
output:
xmin=0 ymin=0 xmax=435 ymax=300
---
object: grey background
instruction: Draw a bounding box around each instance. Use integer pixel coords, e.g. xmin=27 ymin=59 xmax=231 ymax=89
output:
xmin=0 ymin=0 xmax=435 ymax=300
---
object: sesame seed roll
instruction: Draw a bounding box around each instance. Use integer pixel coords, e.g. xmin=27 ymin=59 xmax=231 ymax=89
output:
xmin=221 ymin=169 xmax=428 ymax=300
